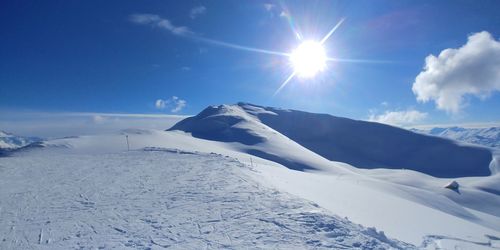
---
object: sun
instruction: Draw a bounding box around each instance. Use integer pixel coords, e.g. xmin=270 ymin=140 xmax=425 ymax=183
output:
xmin=272 ymin=18 xmax=345 ymax=95
xmin=290 ymin=41 xmax=327 ymax=78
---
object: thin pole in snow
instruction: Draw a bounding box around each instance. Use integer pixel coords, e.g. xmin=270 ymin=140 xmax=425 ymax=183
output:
xmin=250 ymin=157 xmax=253 ymax=168
xmin=126 ymin=135 xmax=130 ymax=151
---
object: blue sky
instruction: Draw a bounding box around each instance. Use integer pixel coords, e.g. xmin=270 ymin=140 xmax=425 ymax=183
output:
xmin=1 ymin=0 xmax=500 ymax=131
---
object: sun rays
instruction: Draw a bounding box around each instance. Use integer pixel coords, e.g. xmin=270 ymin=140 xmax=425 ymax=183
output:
xmin=191 ymin=17 xmax=348 ymax=96
xmin=273 ymin=18 xmax=345 ymax=96
xmin=179 ymin=15 xmax=386 ymax=96
xmin=131 ymin=10 xmax=394 ymax=97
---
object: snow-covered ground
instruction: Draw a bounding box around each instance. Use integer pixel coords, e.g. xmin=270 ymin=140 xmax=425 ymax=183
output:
xmin=1 ymin=103 xmax=500 ymax=249
xmin=0 ymin=148 xmax=411 ymax=249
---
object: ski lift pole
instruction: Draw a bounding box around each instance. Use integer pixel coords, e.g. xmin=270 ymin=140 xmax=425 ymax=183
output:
xmin=126 ymin=135 xmax=130 ymax=151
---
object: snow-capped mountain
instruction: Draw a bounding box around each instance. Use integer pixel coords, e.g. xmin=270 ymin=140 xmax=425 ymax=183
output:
xmin=170 ymin=103 xmax=494 ymax=178
xmin=412 ymin=126 xmax=500 ymax=148
xmin=0 ymin=130 xmax=42 ymax=149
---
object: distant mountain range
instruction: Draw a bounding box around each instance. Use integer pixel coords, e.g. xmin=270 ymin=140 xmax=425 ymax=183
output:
xmin=411 ymin=127 xmax=500 ymax=148
xmin=0 ymin=131 xmax=42 ymax=150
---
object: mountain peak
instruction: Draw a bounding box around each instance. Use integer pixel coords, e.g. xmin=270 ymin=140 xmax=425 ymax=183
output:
xmin=170 ymin=103 xmax=494 ymax=177
xmin=169 ymin=103 xmax=267 ymax=146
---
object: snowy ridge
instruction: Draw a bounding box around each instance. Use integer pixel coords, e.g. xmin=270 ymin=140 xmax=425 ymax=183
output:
xmin=169 ymin=104 xmax=350 ymax=173
xmin=170 ymin=103 xmax=494 ymax=178
xmin=412 ymin=126 xmax=500 ymax=149
xmin=0 ymin=130 xmax=42 ymax=150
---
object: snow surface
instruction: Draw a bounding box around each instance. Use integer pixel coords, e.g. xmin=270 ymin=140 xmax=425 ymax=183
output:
xmin=0 ymin=148 xmax=411 ymax=249
xmin=1 ymin=103 xmax=500 ymax=249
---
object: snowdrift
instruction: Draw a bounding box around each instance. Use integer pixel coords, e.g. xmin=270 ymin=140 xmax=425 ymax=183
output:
xmin=170 ymin=103 xmax=494 ymax=178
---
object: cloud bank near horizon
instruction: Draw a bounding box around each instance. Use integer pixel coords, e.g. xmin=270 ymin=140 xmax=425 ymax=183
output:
xmin=369 ymin=109 xmax=428 ymax=126
xmin=0 ymin=111 xmax=187 ymax=138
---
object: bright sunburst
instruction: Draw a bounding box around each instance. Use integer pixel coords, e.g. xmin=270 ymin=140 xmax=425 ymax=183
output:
xmin=272 ymin=18 xmax=346 ymax=96
xmin=290 ymin=41 xmax=327 ymax=78
xmin=179 ymin=16 xmax=347 ymax=96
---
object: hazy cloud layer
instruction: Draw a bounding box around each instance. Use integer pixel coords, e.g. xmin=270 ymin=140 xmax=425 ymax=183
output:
xmin=155 ymin=96 xmax=187 ymax=113
xmin=412 ymin=31 xmax=500 ymax=113
xmin=129 ymin=14 xmax=192 ymax=35
xmin=0 ymin=111 xmax=187 ymax=138
xmin=190 ymin=6 xmax=206 ymax=19
xmin=263 ymin=3 xmax=289 ymax=18
xmin=369 ymin=109 xmax=428 ymax=126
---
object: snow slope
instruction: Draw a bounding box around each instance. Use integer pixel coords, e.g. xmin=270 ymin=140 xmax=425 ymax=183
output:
xmin=0 ymin=130 xmax=42 ymax=150
xmin=170 ymin=103 xmax=494 ymax=178
xmin=168 ymin=104 xmax=349 ymax=173
xmin=32 ymin=129 xmax=500 ymax=247
xmin=412 ymin=126 xmax=500 ymax=149
xmin=168 ymin=103 xmax=500 ymax=246
xmin=0 ymin=147 xmax=411 ymax=249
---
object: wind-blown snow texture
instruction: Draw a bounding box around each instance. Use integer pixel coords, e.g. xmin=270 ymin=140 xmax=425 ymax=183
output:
xmin=170 ymin=103 xmax=493 ymax=178
xmin=0 ymin=149 xmax=411 ymax=249
xmin=412 ymin=127 xmax=500 ymax=148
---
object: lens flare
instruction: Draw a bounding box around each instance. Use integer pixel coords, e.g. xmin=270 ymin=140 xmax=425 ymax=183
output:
xmin=289 ymin=41 xmax=327 ymax=78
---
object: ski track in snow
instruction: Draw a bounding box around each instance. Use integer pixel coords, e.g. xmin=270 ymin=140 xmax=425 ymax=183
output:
xmin=0 ymin=149 xmax=413 ymax=249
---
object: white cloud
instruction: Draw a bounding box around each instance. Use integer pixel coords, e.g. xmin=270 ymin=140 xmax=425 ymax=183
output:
xmin=155 ymin=99 xmax=166 ymax=109
xmin=129 ymin=14 xmax=192 ymax=36
xmin=171 ymin=96 xmax=187 ymax=113
xmin=155 ymin=96 xmax=187 ymax=113
xmin=369 ymin=109 xmax=428 ymax=126
xmin=412 ymin=31 xmax=500 ymax=113
xmin=130 ymin=13 xmax=272 ymax=55
xmin=190 ymin=6 xmax=206 ymax=19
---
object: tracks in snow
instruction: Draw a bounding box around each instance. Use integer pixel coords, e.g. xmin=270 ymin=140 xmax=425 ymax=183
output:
xmin=0 ymin=149 xmax=413 ymax=249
